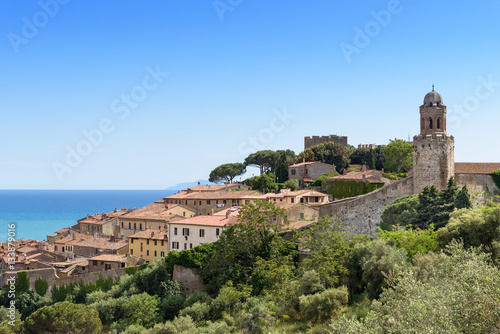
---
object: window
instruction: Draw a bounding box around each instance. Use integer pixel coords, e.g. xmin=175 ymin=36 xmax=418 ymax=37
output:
xmin=139 ymin=223 xmax=142 ymax=230
xmin=200 ymin=229 xmax=205 ymax=237
xmin=183 ymin=212 xmax=185 ymax=217
xmin=154 ymin=251 xmax=157 ymax=256
xmin=291 ymin=169 xmax=296 ymax=175
xmin=207 ymin=200 xmax=210 ymax=205
xmin=172 ymin=241 xmax=179 ymax=249
xmin=428 ymin=117 xmax=433 ymax=130
xmin=194 ymin=200 xmax=197 ymax=205
xmin=300 ymin=213 xmax=304 ymax=219
xmin=129 ymin=222 xmax=131 ymax=229
xmin=147 ymin=250 xmax=149 ymax=256
xmin=134 ymin=223 xmax=137 ymax=230
xmin=223 ymin=200 xmax=226 ymax=204
xmin=93 ymin=261 xmax=97 ymax=266
xmin=190 ymin=243 xmax=193 ymax=249
xmin=121 ymin=263 xmax=125 ymax=268
xmin=291 ymin=198 xmax=294 ymax=203
xmin=199 ymin=201 xmax=201 ymax=206
xmin=184 ymin=243 xmax=187 ymax=250
xmin=437 ymin=117 xmax=441 ymax=129
xmin=185 ymin=200 xmax=188 ymax=205
xmin=161 ymin=240 xmax=164 ymax=246
xmin=161 ymin=251 xmax=165 ymax=257
xmin=174 ymin=227 xmax=178 ymax=235
xmin=140 ymin=243 xmax=143 ymax=252
xmin=182 ymin=228 xmax=190 ymax=236
xmin=154 ymin=240 xmax=157 ymax=246
xmin=131 ymin=238 xmax=134 ymax=244
xmin=216 ymin=228 xmax=220 ymax=236
xmin=121 ymin=222 xmax=123 ymax=228
xmin=131 ymin=249 xmax=134 ymax=255
xmin=147 ymin=239 xmax=149 ymax=245
xmin=300 ymin=198 xmax=304 ymax=203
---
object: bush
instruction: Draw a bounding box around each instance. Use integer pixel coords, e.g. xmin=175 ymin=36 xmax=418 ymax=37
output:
xmin=179 ymin=301 xmax=211 ymax=323
xmin=299 ymin=287 xmax=348 ymax=323
xmin=34 ymin=277 xmax=48 ymax=296
xmin=23 ymin=301 xmax=102 ymax=334
xmin=284 ymin=179 xmax=299 ymax=191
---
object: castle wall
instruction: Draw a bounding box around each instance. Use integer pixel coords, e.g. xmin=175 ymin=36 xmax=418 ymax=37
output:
xmin=304 ymin=135 xmax=348 ymax=149
xmin=455 ymin=173 xmax=499 ymax=205
xmin=319 ymin=176 xmax=414 ymax=235
xmin=413 ymin=134 xmax=454 ymax=193
xmin=173 ymin=264 xmax=205 ymax=296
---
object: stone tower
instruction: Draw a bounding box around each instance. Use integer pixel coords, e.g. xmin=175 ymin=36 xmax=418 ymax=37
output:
xmin=412 ymin=87 xmax=455 ymax=194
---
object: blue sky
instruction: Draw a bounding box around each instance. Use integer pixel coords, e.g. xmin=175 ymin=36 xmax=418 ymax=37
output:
xmin=1 ymin=0 xmax=499 ymax=189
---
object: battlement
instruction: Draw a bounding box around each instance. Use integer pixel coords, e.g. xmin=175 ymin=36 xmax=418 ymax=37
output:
xmin=358 ymin=144 xmax=378 ymax=150
xmin=304 ymin=135 xmax=348 ymax=149
xmin=413 ymin=134 xmax=454 ymax=143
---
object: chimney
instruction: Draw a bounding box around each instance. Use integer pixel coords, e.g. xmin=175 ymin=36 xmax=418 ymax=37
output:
xmin=362 ymin=165 xmax=367 ymax=172
xmin=343 ymin=169 xmax=347 ymax=175
xmin=302 ymin=157 xmax=305 ymax=163
xmin=151 ymin=231 xmax=154 ymax=238
xmin=198 ymin=181 xmax=200 ymax=186
xmin=226 ymin=210 xmax=231 ymax=219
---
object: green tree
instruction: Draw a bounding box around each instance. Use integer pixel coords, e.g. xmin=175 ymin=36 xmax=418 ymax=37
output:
xmin=380 ymin=194 xmax=419 ymax=228
xmin=253 ymin=173 xmax=278 ymax=193
xmin=275 ymin=149 xmax=296 ymax=183
xmin=34 ymin=277 xmax=48 ymax=297
xmin=283 ymin=178 xmax=299 ymax=190
xmin=244 ymin=150 xmax=278 ymax=175
xmin=23 ymin=301 xmax=102 ymax=334
xmin=15 ymin=272 xmax=29 ymax=294
xmin=349 ymin=147 xmax=370 ymax=165
xmin=376 ymin=226 xmax=438 ymax=260
xmin=455 ymin=185 xmax=472 ymax=209
xmin=299 ymin=287 xmax=348 ymax=323
xmin=330 ymin=242 xmax=500 ymax=334
xmin=297 ymin=142 xmax=350 ymax=173
xmin=209 ymin=163 xmax=247 ymax=184
xmin=416 ymin=186 xmax=441 ymax=229
xmin=295 ymin=215 xmax=350 ymax=288
xmin=382 ymin=139 xmax=413 ymax=173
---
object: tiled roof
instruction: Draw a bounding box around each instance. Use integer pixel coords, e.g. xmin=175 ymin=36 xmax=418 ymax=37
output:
xmin=120 ymin=201 xmax=193 ymax=220
xmin=183 ymin=183 xmax=247 ymax=192
xmin=170 ymin=215 xmax=232 ymax=227
xmin=55 ymin=234 xmax=93 ymax=245
xmin=78 ymin=209 xmax=131 ymax=225
xmin=129 ymin=229 xmax=169 ymax=240
xmin=90 ymin=254 xmax=127 ymax=262
xmin=73 ymin=237 xmax=128 ymax=250
xmin=455 ymin=162 xmax=500 ymax=174
xmin=289 ymin=161 xmax=318 ymax=167
xmin=165 ymin=190 xmax=262 ymax=200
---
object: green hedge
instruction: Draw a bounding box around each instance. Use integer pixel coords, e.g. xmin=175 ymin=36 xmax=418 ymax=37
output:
xmin=491 ymin=170 xmax=500 ymax=189
xmin=323 ymin=180 xmax=383 ymax=199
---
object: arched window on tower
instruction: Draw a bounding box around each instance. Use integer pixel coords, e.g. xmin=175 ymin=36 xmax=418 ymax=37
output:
xmin=428 ymin=117 xmax=433 ymax=130
xmin=437 ymin=117 xmax=441 ymax=129
xmin=421 ymin=118 xmax=425 ymax=130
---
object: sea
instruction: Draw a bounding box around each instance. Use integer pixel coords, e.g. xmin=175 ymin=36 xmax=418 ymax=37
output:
xmin=0 ymin=190 xmax=177 ymax=242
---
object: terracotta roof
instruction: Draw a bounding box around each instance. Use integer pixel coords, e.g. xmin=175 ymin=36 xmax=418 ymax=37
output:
xmin=129 ymin=229 xmax=169 ymax=240
xmin=455 ymin=162 xmax=500 ymax=175
xmin=55 ymin=234 xmax=93 ymax=245
xmin=165 ymin=190 xmax=262 ymax=200
xmin=289 ymin=161 xmax=335 ymax=168
xmin=73 ymin=237 xmax=128 ymax=250
xmin=170 ymin=215 xmax=232 ymax=227
xmin=120 ymin=201 xmax=193 ymax=220
xmin=326 ymin=170 xmax=385 ymax=183
xmin=90 ymin=254 xmax=127 ymax=262
xmin=183 ymin=183 xmax=247 ymax=192
xmin=78 ymin=209 xmax=131 ymax=225
xmin=268 ymin=189 xmax=329 ymax=199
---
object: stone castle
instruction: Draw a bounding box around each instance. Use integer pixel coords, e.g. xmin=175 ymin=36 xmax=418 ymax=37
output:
xmin=320 ymin=88 xmax=500 ymax=234
xmin=304 ymin=134 xmax=348 ymax=149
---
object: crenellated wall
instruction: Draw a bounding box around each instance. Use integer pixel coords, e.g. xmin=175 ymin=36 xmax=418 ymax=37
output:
xmin=304 ymin=135 xmax=348 ymax=149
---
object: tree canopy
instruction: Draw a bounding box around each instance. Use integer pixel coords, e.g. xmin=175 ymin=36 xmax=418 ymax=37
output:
xmin=244 ymin=150 xmax=278 ymax=175
xmin=297 ymin=142 xmax=350 ymax=173
xmin=382 ymin=139 xmax=413 ymax=173
xmin=208 ymin=162 xmax=246 ymax=184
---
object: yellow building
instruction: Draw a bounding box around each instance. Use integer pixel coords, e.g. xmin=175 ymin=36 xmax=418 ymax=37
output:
xmin=128 ymin=228 xmax=168 ymax=262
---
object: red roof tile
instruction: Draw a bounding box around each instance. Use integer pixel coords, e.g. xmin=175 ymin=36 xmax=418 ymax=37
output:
xmin=455 ymin=162 xmax=500 ymax=174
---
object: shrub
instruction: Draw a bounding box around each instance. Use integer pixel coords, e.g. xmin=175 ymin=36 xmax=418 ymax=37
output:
xmin=299 ymin=287 xmax=348 ymax=323
xmin=34 ymin=277 xmax=48 ymax=296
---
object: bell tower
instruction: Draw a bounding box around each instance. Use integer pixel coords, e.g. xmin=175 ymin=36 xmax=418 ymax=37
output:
xmin=412 ymin=86 xmax=455 ymax=193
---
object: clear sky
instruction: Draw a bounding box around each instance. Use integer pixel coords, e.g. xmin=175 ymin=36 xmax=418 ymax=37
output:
xmin=1 ymin=0 xmax=499 ymax=189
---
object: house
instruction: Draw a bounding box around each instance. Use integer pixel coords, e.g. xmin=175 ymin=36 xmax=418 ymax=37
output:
xmin=54 ymin=233 xmax=93 ymax=259
xmin=77 ymin=208 xmax=132 ymax=237
xmin=164 ymin=190 xmax=262 ymax=216
xmin=322 ymin=168 xmax=391 ymax=200
xmin=288 ymin=161 xmax=337 ymax=186
xmin=183 ymin=182 xmax=250 ymax=192
xmin=72 ymin=236 xmax=128 ymax=258
xmin=128 ymin=228 xmax=169 ymax=262
xmin=118 ymin=200 xmax=195 ymax=237
xmin=88 ymin=254 xmax=127 ymax=273
xmin=167 ymin=208 xmax=239 ymax=251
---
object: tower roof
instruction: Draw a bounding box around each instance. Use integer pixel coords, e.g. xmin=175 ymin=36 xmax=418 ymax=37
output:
xmin=423 ymin=86 xmax=443 ymax=106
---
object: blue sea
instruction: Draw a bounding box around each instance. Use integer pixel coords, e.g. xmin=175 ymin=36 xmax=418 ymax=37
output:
xmin=0 ymin=190 xmax=177 ymax=242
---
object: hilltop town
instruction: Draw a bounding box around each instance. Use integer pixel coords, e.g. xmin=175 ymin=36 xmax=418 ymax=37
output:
xmin=2 ymin=88 xmax=500 ymax=291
